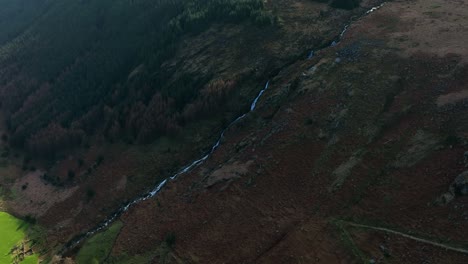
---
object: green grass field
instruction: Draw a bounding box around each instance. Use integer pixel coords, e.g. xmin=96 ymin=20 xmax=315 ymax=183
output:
xmin=0 ymin=212 xmax=38 ymax=264
xmin=76 ymin=221 xmax=123 ymax=264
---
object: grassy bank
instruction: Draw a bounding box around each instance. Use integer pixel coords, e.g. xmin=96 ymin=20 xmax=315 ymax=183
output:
xmin=76 ymin=221 xmax=123 ymax=264
xmin=0 ymin=212 xmax=39 ymax=264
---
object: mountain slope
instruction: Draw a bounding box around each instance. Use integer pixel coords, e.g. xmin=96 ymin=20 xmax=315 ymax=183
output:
xmin=97 ymin=0 xmax=468 ymax=263
xmin=1 ymin=0 xmax=468 ymax=263
xmin=0 ymin=0 xmax=378 ymax=261
xmin=0 ymin=0 xmax=277 ymax=156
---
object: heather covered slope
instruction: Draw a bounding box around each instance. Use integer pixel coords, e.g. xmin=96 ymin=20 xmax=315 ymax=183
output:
xmin=1 ymin=0 xmax=468 ymax=263
xmin=0 ymin=0 xmax=382 ymax=261
xmin=100 ymin=0 xmax=468 ymax=263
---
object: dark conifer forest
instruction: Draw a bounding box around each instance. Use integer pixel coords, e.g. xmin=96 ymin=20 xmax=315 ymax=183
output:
xmin=0 ymin=0 xmax=275 ymax=157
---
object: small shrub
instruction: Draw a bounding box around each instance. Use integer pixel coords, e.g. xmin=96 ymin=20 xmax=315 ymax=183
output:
xmin=330 ymin=0 xmax=361 ymax=10
xmin=68 ymin=170 xmax=76 ymax=180
xmin=86 ymin=188 xmax=96 ymax=201
xmin=164 ymin=232 xmax=176 ymax=248
xmin=252 ymin=10 xmax=275 ymax=26
xmin=445 ymin=134 xmax=460 ymax=146
xmin=24 ymin=214 xmax=37 ymax=225
xmin=23 ymin=156 xmax=32 ymax=164
xmin=42 ymin=173 xmax=63 ymax=187
xmin=290 ymin=77 xmax=300 ymax=91
xmin=96 ymin=155 xmax=104 ymax=165
xmin=304 ymin=118 xmax=314 ymax=125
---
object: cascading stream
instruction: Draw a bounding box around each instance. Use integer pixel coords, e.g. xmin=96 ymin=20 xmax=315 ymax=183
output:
xmin=60 ymin=2 xmax=386 ymax=253
xmin=61 ymin=82 xmax=270 ymax=252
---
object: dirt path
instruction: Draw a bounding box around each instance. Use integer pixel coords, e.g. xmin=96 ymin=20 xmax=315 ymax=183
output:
xmin=341 ymin=221 xmax=468 ymax=255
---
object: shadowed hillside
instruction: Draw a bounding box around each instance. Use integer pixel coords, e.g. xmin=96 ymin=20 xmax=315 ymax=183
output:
xmin=2 ymin=0 xmax=467 ymax=263
xmin=0 ymin=0 xmax=275 ymax=157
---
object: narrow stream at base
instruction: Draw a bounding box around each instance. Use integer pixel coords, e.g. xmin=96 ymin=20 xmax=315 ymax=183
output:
xmin=60 ymin=2 xmax=386 ymax=253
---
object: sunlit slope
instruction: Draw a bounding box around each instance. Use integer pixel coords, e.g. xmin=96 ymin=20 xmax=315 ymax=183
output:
xmin=0 ymin=212 xmax=38 ymax=264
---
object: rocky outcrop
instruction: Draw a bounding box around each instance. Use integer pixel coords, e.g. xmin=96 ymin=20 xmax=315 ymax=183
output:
xmin=205 ymin=161 xmax=254 ymax=188
xmin=451 ymin=171 xmax=468 ymax=196
xmin=437 ymin=170 xmax=468 ymax=204
xmin=10 ymin=240 xmax=35 ymax=264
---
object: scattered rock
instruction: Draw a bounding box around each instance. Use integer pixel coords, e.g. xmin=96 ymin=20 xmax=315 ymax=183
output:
xmin=330 ymin=149 xmax=365 ymax=191
xmin=393 ymin=130 xmax=440 ymax=168
xmin=451 ymin=170 xmax=468 ymax=196
xmin=205 ymin=161 xmax=254 ymax=188
xmin=439 ymin=192 xmax=454 ymax=204
xmin=436 ymin=90 xmax=468 ymax=107
xmin=318 ymin=129 xmax=328 ymax=140
xmin=437 ymin=170 xmax=468 ymax=204
xmin=379 ymin=244 xmax=391 ymax=257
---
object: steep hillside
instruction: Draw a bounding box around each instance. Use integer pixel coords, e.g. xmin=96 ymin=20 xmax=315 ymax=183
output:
xmin=0 ymin=0 xmax=278 ymax=156
xmin=0 ymin=0 xmax=382 ymax=262
xmin=79 ymin=0 xmax=468 ymax=263
xmin=1 ymin=0 xmax=468 ymax=263
xmin=0 ymin=0 xmax=50 ymax=45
